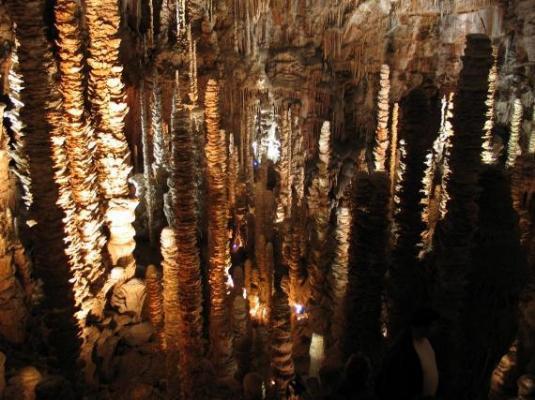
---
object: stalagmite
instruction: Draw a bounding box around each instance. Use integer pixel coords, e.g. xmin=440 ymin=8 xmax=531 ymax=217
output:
xmin=151 ymin=77 xmax=167 ymax=242
xmin=160 ymin=227 xmax=181 ymax=396
xmin=374 ymin=64 xmax=391 ymax=172
xmin=506 ymin=99 xmax=523 ymax=169
xmin=0 ymin=103 xmax=27 ymax=344
xmin=330 ymin=199 xmax=351 ymax=344
xmin=529 ymin=105 xmax=535 ymax=154
xmin=140 ymin=82 xmax=155 ymax=244
xmin=6 ymin=0 xmax=81 ymax=376
xmin=106 ymin=198 xmax=138 ymax=270
xmin=389 ymin=102 xmax=399 ymax=207
xmin=85 ymin=0 xmax=132 ymax=200
xmin=6 ymin=41 xmax=32 ymax=210
xmin=166 ymin=78 xmax=204 ymax=399
xmin=434 ymin=34 xmax=493 ymax=396
xmin=276 ymin=108 xmax=292 ymax=222
xmin=270 ymin=287 xmax=295 ymax=396
xmin=145 ymin=265 xmax=165 ymax=350
xmin=481 ymin=51 xmax=498 ymax=164
xmin=204 ymin=79 xmax=236 ymax=381
xmin=159 ymin=0 xmax=170 ymax=45
xmin=55 ymin=0 xmax=106 ymax=313
xmin=307 ymin=121 xmax=332 ymax=337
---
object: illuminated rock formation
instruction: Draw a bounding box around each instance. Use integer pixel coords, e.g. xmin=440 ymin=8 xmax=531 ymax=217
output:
xmin=270 ymin=287 xmax=295 ymax=396
xmin=373 ymin=64 xmax=390 ymax=172
xmin=145 ymin=265 xmax=165 ymax=350
xmin=55 ymin=0 xmax=106 ymax=313
xmin=6 ymin=41 xmax=32 ymax=210
xmin=204 ymin=79 xmax=236 ymax=381
xmin=167 ymin=81 xmax=204 ymax=399
xmin=0 ymin=103 xmax=27 ymax=344
xmin=85 ymin=0 xmax=131 ymax=200
xmin=506 ymin=99 xmax=523 ymax=169
xmin=481 ymin=51 xmax=498 ymax=165
xmin=307 ymin=121 xmax=332 ymax=336
xmin=6 ymin=0 xmax=81 ymax=376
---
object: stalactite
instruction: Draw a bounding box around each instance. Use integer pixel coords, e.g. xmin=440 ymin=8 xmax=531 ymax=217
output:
xmin=506 ymin=99 xmax=523 ymax=169
xmin=6 ymin=40 xmax=32 ymax=210
xmin=85 ymin=0 xmax=132 ymax=200
xmin=6 ymin=0 xmax=81 ymax=376
xmin=167 ymin=82 xmax=204 ymax=399
xmin=373 ymin=64 xmax=390 ymax=172
xmin=55 ymin=0 xmax=106 ymax=318
xmin=204 ymin=79 xmax=236 ymax=381
xmin=188 ymin=25 xmax=199 ymax=106
xmin=160 ymin=227 xmax=181 ymax=396
xmin=145 ymin=265 xmax=165 ymax=350
xmin=270 ymin=287 xmax=295 ymax=397
xmin=306 ymin=121 xmax=332 ymax=337
xmin=228 ymin=133 xmax=239 ymax=213
xmin=481 ymin=50 xmax=498 ymax=164
xmin=159 ymin=0 xmax=171 ymax=45
xmin=434 ymin=34 xmax=493 ymax=396
xmin=148 ymin=0 xmax=154 ymax=48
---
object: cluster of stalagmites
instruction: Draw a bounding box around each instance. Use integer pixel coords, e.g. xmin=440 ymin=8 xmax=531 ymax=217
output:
xmin=1 ymin=0 xmax=535 ymax=396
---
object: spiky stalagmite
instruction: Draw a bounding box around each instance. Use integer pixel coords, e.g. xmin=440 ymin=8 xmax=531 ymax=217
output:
xmin=169 ymin=88 xmax=204 ymax=399
xmin=5 ymin=0 xmax=80 ymax=376
xmin=204 ymin=79 xmax=236 ymax=380
xmin=276 ymin=108 xmax=292 ymax=222
xmin=345 ymin=171 xmax=389 ymax=362
xmin=330 ymin=198 xmax=351 ymax=344
xmin=529 ymin=104 xmax=535 ymax=154
xmin=307 ymin=121 xmax=332 ymax=336
xmin=85 ymin=0 xmax=131 ymax=200
xmin=55 ymin=0 xmax=106 ymax=310
xmin=434 ymin=34 xmax=493 ymax=395
xmin=388 ymin=102 xmax=399 ymax=206
xmin=288 ymin=195 xmax=305 ymax=307
xmin=388 ymin=89 xmax=440 ymax=337
xmin=6 ymin=41 xmax=32 ymax=210
xmin=506 ymin=99 xmax=523 ymax=169
xmin=419 ymin=94 xmax=454 ymax=258
xmin=374 ymin=64 xmax=390 ymax=172
xmin=0 ymin=104 xmax=28 ymax=345
xmin=140 ymin=82 xmax=155 ymax=243
xmin=160 ymin=227 xmax=181 ymax=396
xmin=481 ymin=50 xmax=498 ymax=164
xmin=145 ymin=265 xmax=165 ymax=350
xmin=151 ymin=78 xmax=167 ymax=242
xmin=270 ymin=288 xmax=295 ymax=397
xmin=228 ymin=133 xmax=239 ymax=212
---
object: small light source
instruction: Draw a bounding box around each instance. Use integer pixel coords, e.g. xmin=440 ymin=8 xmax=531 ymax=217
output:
xmin=294 ymin=303 xmax=304 ymax=314
xmin=242 ymin=288 xmax=247 ymax=299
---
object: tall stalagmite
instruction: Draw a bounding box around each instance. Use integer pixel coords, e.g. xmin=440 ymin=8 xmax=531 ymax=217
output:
xmin=434 ymin=34 xmax=493 ymax=396
xmin=374 ymin=64 xmax=391 ymax=172
xmin=307 ymin=121 xmax=332 ymax=337
xmin=5 ymin=0 xmax=80 ymax=376
xmin=204 ymin=79 xmax=236 ymax=381
xmin=85 ymin=0 xmax=131 ymax=200
xmin=168 ymin=81 xmax=204 ymax=399
xmin=55 ymin=0 xmax=106 ymax=314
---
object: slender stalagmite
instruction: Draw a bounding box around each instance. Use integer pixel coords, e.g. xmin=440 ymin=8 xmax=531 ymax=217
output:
xmin=481 ymin=50 xmax=498 ymax=164
xmin=388 ymin=102 xmax=399 ymax=211
xmin=204 ymin=79 xmax=236 ymax=381
xmin=506 ymin=99 xmax=523 ymax=169
xmin=151 ymin=77 xmax=167 ymax=241
xmin=168 ymin=78 xmax=204 ymax=399
xmin=374 ymin=64 xmax=390 ymax=172
xmin=5 ymin=0 xmax=81 ymax=377
xmin=270 ymin=287 xmax=295 ymax=396
xmin=85 ymin=0 xmax=132 ymax=200
xmin=145 ymin=265 xmax=165 ymax=350
xmin=434 ymin=34 xmax=493 ymax=396
xmin=55 ymin=0 xmax=106 ymax=313
xmin=140 ymin=82 xmax=155 ymax=244
xmin=6 ymin=40 xmax=32 ymax=210
xmin=307 ymin=121 xmax=332 ymax=337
